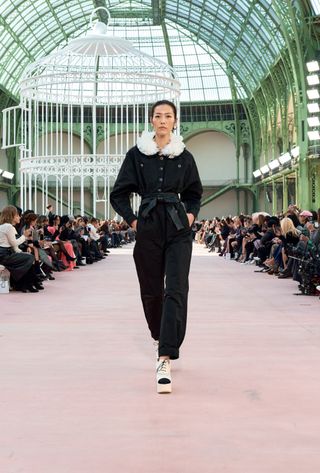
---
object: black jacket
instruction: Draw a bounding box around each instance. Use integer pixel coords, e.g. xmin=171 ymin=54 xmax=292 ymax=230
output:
xmin=110 ymin=145 xmax=203 ymax=225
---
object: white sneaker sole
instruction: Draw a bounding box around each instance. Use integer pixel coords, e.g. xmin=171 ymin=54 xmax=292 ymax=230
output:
xmin=157 ymin=382 xmax=172 ymax=394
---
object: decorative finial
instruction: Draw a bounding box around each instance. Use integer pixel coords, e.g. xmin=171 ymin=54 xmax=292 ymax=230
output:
xmin=89 ymin=7 xmax=111 ymax=34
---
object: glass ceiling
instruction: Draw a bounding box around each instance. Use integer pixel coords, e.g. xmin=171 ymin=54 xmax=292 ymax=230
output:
xmin=0 ymin=0 xmax=288 ymax=101
xmin=309 ymin=0 xmax=320 ymax=15
xmin=106 ymin=21 xmax=241 ymax=102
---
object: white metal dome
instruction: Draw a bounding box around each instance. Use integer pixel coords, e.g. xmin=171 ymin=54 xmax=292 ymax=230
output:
xmin=20 ymin=21 xmax=180 ymax=105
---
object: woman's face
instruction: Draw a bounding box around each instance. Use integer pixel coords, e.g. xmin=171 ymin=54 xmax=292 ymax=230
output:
xmin=55 ymin=217 xmax=60 ymax=225
xmin=151 ymin=104 xmax=176 ymax=138
xmin=12 ymin=213 xmax=20 ymax=225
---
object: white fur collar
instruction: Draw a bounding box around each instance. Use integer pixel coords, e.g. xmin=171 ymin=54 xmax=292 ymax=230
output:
xmin=136 ymin=131 xmax=185 ymax=158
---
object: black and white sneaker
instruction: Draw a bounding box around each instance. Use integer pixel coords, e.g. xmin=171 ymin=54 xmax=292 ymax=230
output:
xmin=156 ymin=359 xmax=172 ymax=394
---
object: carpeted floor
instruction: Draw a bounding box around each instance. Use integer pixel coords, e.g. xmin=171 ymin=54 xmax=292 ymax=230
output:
xmin=1 ymin=243 xmax=320 ymax=473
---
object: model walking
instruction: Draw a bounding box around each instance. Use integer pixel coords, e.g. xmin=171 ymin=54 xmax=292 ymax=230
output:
xmin=110 ymin=100 xmax=203 ymax=393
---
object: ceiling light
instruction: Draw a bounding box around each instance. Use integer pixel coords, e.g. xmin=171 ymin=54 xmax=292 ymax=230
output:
xmin=260 ymin=165 xmax=270 ymax=174
xmin=308 ymin=130 xmax=320 ymax=140
xmin=268 ymin=159 xmax=280 ymax=170
xmin=291 ymin=146 xmax=300 ymax=158
xmin=308 ymin=103 xmax=320 ymax=113
xmin=307 ymin=61 xmax=320 ymax=72
xmin=307 ymin=89 xmax=320 ymax=100
xmin=279 ymin=153 xmax=291 ymax=164
xmin=253 ymin=169 xmax=262 ymax=178
xmin=2 ymin=171 xmax=14 ymax=180
xmin=307 ymin=116 xmax=320 ymax=127
xmin=307 ymin=75 xmax=320 ymax=86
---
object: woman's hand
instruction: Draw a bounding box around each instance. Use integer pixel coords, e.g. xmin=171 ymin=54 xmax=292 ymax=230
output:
xmin=131 ymin=219 xmax=138 ymax=231
xmin=187 ymin=213 xmax=194 ymax=227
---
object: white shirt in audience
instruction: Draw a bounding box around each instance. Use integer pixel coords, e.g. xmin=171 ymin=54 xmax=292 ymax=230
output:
xmin=87 ymin=224 xmax=100 ymax=241
xmin=0 ymin=223 xmax=26 ymax=253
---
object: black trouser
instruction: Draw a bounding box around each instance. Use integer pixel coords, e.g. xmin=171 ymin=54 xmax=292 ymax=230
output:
xmin=133 ymin=202 xmax=193 ymax=360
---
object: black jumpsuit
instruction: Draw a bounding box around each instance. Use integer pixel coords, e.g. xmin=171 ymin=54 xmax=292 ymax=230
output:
xmin=110 ymin=143 xmax=203 ymax=360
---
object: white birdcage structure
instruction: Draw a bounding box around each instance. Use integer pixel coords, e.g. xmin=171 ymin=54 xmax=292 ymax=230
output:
xmin=2 ymin=8 xmax=180 ymax=218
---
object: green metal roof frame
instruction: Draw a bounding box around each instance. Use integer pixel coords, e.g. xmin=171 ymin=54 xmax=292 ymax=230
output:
xmin=0 ymin=0 xmax=290 ymax=99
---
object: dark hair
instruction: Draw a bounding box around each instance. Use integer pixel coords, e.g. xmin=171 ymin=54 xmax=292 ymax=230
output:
xmin=311 ymin=210 xmax=317 ymax=222
xmin=49 ymin=214 xmax=60 ymax=226
xmin=150 ymin=100 xmax=177 ymax=120
xmin=267 ymin=217 xmax=280 ymax=228
xmin=60 ymin=215 xmax=70 ymax=226
xmin=24 ymin=213 xmax=38 ymax=226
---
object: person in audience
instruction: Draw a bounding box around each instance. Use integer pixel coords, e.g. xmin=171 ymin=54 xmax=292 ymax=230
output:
xmin=286 ymin=204 xmax=300 ymax=227
xmin=256 ymin=217 xmax=280 ymax=264
xmin=238 ymin=216 xmax=262 ymax=263
xmin=297 ymin=210 xmax=312 ymax=230
xmin=218 ymin=218 xmax=232 ymax=256
xmin=20 ymin=212 xmax=44 ymax=278
xmin=0 ymin=205 xmax=42 ymax=292
xmin=87 ymin=218 xmax=106 ymax=261
xmin=35 ymin=215 xmax=57 ymax=278
xmin=264 ymin=217 xmax=300 ymax=275
xmin=58 ymin=216 xmax=77 ymax=270
xmin=228 ymin=215 xmax=245 ymax=260
xmin=46 ymin=214 xmax=77 ymax=269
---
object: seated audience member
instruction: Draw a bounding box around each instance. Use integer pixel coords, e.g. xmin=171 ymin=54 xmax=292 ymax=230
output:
xmin=35 ymin=215 xmax=58 ymax=278
xmin=226 ymin=216 xmax=245 ymax=259
xmin=20 ymin=212 xmax=43 ymax=276
xmin=108 ymin=220 xmax=123 ymax=248
xmin=297 ymin=210 xmax=312 ymax=231
xmin=256 ymin=217 xmax=280 ymax=264
xmin=238 ymin=215 xmax=263 ymax=263
xmin=72 ymin=217 xmax=89 ymax=265
xmin=218 ymin=217 xmax=233 ymax=256
xmin=46 ymin=214 xmax=76 ymax=270
xmin=206 ymin=218 xmax=222 ymax=253
xmin=58 ymin=216 xmax=77 ymax=270
xmin=286 ymin=204 xmax=300 ymax=227
xmin=87 ymin=218 xmax=105 ymax=261
xmin=0 ymin=205 xmax=42 ymax=292
xmin=118 ymin=221 xmax=130 ymax=245
xmin=265 ymin=217 xmax=300 ymax=275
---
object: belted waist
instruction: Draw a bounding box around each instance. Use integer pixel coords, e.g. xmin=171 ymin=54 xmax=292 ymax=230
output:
xmin=140 ymin=192 xmax=184 ymax=231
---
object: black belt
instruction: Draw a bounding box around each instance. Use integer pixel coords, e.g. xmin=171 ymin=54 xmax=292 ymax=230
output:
xmin=140 ymin=192 xmax=184 ymax=231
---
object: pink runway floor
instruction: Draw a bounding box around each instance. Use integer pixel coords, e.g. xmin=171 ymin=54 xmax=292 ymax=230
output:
xmin=1 ymin=244 xmax=320 ymax=473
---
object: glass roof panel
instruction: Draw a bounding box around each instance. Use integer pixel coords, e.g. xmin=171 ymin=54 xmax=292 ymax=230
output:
xmin=107 ymin=21 xmax=235 ymax=102
xmin=166 ymin=0 xmax=285 ymax=89
xmin=0 ymin=0 xmax=287 ymax=101
xmin=309 ymin=0 xmax=320 ymax=14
